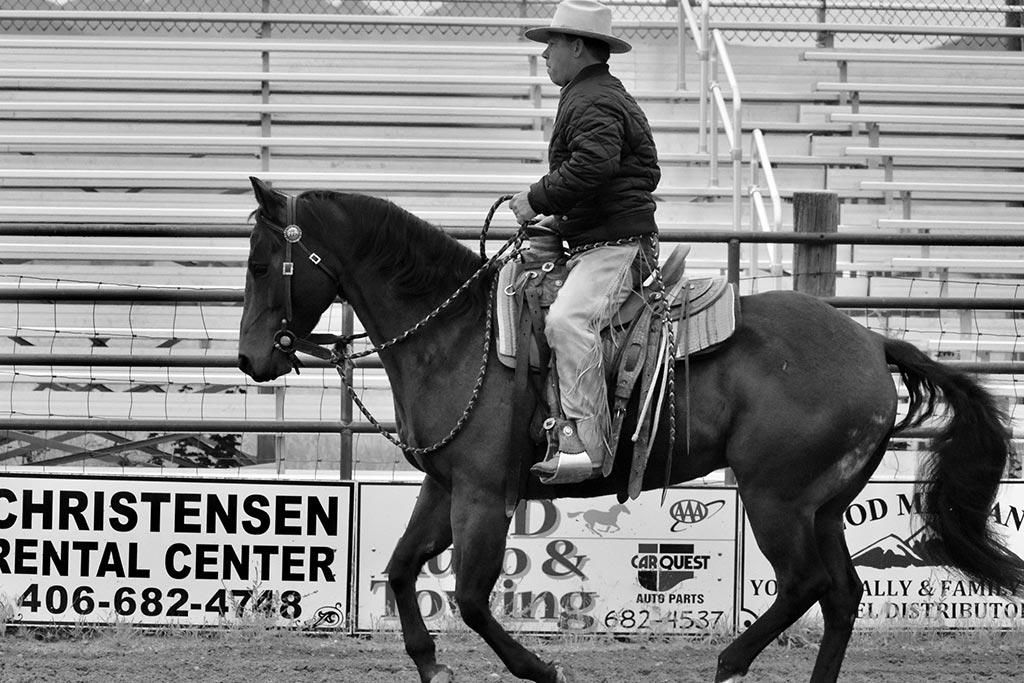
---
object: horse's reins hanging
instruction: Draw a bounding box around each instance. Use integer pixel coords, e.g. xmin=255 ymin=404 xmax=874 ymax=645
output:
xmin=260 ymin=194 xmax=525 ymax=456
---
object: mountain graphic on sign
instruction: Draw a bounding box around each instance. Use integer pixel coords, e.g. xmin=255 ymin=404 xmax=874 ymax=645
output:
xmin=851 ymin=530 xmax=928 ymax=569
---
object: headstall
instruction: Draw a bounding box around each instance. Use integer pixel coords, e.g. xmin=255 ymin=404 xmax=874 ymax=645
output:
xmin=257 ymin=194 xmax=345 ymax=365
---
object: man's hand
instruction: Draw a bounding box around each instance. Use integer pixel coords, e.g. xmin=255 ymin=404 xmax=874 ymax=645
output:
xmin=510 ymin=191 xmax=539 ymax=224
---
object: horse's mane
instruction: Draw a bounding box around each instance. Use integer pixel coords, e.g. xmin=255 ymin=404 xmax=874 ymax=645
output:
xmin=301 ymin=190 xmax=490 ymax=302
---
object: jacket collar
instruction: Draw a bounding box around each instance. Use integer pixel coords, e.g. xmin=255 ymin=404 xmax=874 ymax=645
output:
xmin=562 ymin=62 xmax=610 ymax=94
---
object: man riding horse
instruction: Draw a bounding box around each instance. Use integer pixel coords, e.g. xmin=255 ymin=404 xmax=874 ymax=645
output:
xmin=510 ymin=0 xmax=662 ymax=485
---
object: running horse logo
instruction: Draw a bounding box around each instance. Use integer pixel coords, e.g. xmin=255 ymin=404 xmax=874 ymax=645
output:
xmin=567 ymin=503 xmax=630 ymax=536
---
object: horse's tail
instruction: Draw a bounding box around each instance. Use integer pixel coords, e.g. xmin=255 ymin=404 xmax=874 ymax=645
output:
xmin=884 ymin=337 xmax=1024 ymax=594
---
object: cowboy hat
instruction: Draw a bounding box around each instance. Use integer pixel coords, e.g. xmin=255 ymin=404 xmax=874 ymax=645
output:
xmin=525 ymin=0 xmax=632 ymax=54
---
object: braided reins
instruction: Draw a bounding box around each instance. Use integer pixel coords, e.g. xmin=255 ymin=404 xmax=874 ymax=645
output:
xmin=262 ymin=194 xmax=525 ymax=456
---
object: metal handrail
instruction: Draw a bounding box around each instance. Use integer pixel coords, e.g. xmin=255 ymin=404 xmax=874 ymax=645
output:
xmin=708 ymin=29 xmax=744 ymax=235
xmin=679 ymin=0 xmax=707 ymax=144
xmin=681 ymin=1 xmax=786 ymax=279
xmin=749 ymin=129 xmax=784 ymax=279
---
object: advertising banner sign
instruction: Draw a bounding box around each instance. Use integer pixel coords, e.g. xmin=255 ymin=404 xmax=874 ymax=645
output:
xmin=0 ymin=473 xmax=353 ymax=628
xmin=355 ymin=483 xmax=738 ymax=634
xmin=741 ymin=481 xmax=1024 ymax=628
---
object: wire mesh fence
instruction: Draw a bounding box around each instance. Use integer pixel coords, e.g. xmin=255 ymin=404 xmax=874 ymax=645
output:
xmin=1 ymin=1 xmax=1020 ymax=47
xmin=705 ymin=1 xmax=1023 ymax=48
xmin=0 ymin=1 xmax=675 ymax=40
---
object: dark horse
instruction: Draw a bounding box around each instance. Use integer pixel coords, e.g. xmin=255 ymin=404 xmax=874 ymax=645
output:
xmin=238 ymin=178 xmax=1024 ymax=683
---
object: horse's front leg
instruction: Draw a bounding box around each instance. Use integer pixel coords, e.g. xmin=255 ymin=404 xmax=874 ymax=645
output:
xmin=450 ymin=493 xmax=566 ymax=683
xmin=387 ymin=476 xmax=455 ymax=683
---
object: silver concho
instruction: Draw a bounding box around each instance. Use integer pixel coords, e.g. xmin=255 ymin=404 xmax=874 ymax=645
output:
xmin=283 ymin=224 xmax=303 ymax=243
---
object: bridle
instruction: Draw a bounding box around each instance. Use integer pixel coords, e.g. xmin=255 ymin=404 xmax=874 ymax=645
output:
xmin=253 ymin=193 xmax=525 ymax=456
xmin=257 ymin=194 xmax=345 ymax=365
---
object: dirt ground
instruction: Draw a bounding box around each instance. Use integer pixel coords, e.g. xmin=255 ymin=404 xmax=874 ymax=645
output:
xmin=1 ymin=628 xmax=1023 ymax=683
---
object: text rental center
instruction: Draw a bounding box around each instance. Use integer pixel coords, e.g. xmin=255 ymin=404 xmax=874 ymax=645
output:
xmin=0 ymin=488 xmax=340 ymax=582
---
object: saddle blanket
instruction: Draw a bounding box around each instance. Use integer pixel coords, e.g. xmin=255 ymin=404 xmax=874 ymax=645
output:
xmin=672 ymin=277 xmax=739 ymax=356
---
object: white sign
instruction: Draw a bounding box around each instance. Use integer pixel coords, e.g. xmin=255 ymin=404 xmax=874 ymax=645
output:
xmin=355 ymin=483 xmax=738 ymax=634
xmin=0 ymin=473 xmax=353 ymax=628
xmin=741 ymin=481 xmax=1024 ymax=628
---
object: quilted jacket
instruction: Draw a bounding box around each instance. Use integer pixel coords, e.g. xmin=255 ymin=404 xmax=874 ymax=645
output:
xmin=527 ymin=63 xmax=661 ymax=250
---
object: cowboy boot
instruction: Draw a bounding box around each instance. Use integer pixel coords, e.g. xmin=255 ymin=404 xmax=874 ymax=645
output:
xmin=531 ymin=417 xmax=604 ymax=484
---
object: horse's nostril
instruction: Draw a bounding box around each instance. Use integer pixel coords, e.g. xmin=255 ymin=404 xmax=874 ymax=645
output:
xmin=238 ymin=354 xmax=252 ymax=375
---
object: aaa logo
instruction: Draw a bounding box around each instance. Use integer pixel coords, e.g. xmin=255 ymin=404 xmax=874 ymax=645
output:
xmin=669 ymin=499 xmax=726 ymax=531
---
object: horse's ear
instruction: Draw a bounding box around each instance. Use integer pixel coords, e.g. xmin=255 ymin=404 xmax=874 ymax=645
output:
xmin=250 ymin=176 xmax=286 ymax=212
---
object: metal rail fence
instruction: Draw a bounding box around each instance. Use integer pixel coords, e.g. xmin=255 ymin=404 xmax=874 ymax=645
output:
xmin=2 ymin=228 xmax=1023 ymax=477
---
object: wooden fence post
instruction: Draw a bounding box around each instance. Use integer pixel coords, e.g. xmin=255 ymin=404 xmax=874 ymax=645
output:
xmin=792 ymin=191 xmax=839 ymax=297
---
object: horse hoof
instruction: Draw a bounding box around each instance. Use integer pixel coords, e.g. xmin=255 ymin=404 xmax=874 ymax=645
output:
xmin=426 ymin=665 xmax=454 ymax=683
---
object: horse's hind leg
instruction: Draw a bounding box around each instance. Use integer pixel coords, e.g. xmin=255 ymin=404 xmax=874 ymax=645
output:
xmin=387 ymin=476 xmax=455 ymax=683
xmin=808 ymin=440 xmax=883 ymax=683
xmin=715 ymin=497 xmax=831 ymax=683
xmin=810 ymin=511 xmax=864 ymax=683
xmin=450 ymin=495 xmax=562 ymax=683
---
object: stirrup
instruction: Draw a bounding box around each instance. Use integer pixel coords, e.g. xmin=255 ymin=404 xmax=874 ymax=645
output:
xmin=532 ymin=418 xmax=602 ymax=485
xmin=531 ymin=451 xmax=600 ymax=484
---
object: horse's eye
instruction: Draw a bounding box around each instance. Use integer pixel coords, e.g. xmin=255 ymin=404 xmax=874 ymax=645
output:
xmin=248 ymin=262 xmax=269 ymax=277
